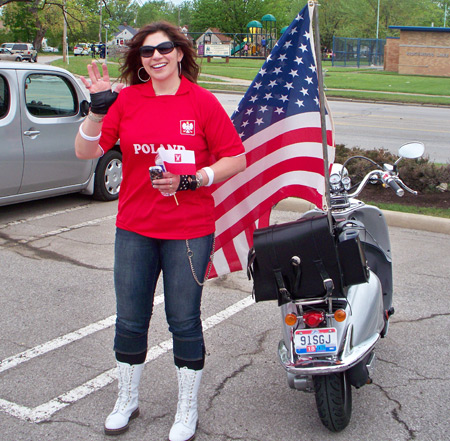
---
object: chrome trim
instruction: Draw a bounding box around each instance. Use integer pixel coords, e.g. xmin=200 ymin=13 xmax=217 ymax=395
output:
xmin=278 ymin=332 xmax=380 ymax=375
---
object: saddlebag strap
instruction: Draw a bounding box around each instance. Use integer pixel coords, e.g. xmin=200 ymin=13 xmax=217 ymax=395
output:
xmin=268 ymin=228 xmax=292 ymax=301
xmin=291 ymin=256 xmax=302 ymax=294
xmin=310 ymin=219 xmax=335 ymax=296
xmin=314 ymin=258 xmax=334 ymax=295
xmin=247 ymin=247 xmax=256 ymax=281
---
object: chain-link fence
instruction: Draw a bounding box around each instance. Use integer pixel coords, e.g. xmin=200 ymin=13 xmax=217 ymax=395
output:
xmin=332 ymin=37 xmax=386 ymax=67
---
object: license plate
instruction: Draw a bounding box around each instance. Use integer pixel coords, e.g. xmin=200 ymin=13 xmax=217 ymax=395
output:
xmin=294 ymin=328 xmax=338 ymax=355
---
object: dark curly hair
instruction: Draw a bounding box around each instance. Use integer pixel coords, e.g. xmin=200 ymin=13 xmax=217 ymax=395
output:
xmin=120 ymin=21 xmax=199 ymax=85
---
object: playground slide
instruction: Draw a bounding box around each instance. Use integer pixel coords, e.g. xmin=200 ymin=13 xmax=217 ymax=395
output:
xmin=231 ymin=42 xmax=246 ymax=55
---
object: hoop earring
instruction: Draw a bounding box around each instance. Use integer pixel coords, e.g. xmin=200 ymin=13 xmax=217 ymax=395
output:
xmin=138 ymin=67 xmax=150 ymax=83
xmin=178 ymin=62 xmax=182 ymax=77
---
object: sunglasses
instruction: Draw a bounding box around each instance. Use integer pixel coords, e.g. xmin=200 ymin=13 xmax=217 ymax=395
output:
xmin=139 ymin=41 xmax=177 ymax=58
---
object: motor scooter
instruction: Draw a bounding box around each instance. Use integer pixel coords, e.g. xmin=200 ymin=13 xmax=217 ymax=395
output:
xmin=248 ymin=142 xmax=425 ymax=432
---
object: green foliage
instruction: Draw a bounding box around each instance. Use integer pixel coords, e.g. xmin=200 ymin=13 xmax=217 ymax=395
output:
xmin=335 ymin=144 xmax=450 ymax=193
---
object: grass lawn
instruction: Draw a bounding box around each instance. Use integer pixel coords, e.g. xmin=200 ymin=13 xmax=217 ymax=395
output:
xmin=53 ymin=56 xmax=450 ymax=106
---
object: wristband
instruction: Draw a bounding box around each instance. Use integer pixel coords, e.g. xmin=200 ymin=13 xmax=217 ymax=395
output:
xmin=79 ymin=124 xmax=101 ymax=142
xmin=90 ymin=89 xmax=119 ymax=115
xmin=202 ymin=167 xmax=214 ymax=186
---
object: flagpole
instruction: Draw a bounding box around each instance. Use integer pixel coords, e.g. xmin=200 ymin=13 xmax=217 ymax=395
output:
xmin=311 ymin=0 xmax=333 ymax=233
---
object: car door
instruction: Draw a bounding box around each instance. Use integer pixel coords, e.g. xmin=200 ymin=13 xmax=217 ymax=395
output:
xmin=18 ymin=69 xmax=93 ymax=194
xmin=0 ymin=69 xmax=24 ymax=198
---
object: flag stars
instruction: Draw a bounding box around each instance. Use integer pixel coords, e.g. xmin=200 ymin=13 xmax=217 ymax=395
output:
xmin=245 ymin=108 xmax=254 ymax=115
xmin=290 ymin=28 xmax=298 ymax=35
xmin=259 ymin=105 xmax=268 ymax=113
xmin=289 ymin=69 xmax=299 ymax=78
xmin=253 ymin=82 xmax=262 ymax=90
xmin=263 ymin=93 xmax=273 ymax=100
xmin=314 ymin=96 xmax=320 ymax=105
xmin=279 ymin=94 xmax=289 ymax=103
xmin=295 ymin=99 xmax=304 ymax=108
xmin=294 ymin=56 xmax=303 ymax=65
xmin=255 ymin=118 xmax=264 ymax=126
xmin=274 ymin=107 xmax=285 ymax=115
xmin=259 ymin=68 xmax=267 ymax=77
xmin=309 ymin=64 xmax=317 ymax=73
xmin=249 ymin=95 xmax=258 ymax=103
xmin=304 ymin=31 xmax=311 ymax=40
xmin=284 ymin=82 xmax=294 ymax=90
xmin=268 ymin=80 xmax=277 ymax=88
xmin=283 ymin=40 xmax=293 ymax=50
xmin=305 ymin=76 xmax=313 ymax=84
xmin=241 ymin=120 xmax=249 ymax=127
xmin=299 ymin=43 xmax=308 ymax=52
xmin=300 ymin=87 xmax=309 ymax=96
xmin=272 ymin=66 xmax=282 ymax=75
xmin=278 ymin=53 xmax=287 ymax=62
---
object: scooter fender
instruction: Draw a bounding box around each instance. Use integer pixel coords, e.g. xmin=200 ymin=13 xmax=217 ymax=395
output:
xmin=345 ymin=270 xmax=385 ymax=349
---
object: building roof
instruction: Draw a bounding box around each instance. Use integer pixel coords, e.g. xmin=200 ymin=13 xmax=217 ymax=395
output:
xmin=114 ymin=24 xmax=138 ymax=38
xmin=389 ymin=26 xmax=450 ymax=33
xmin=208 ymin=28 xmax=232 ymax=43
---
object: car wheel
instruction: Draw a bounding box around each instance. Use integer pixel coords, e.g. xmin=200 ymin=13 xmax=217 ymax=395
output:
xmin=15 ymin=57 xmax=21 ymax=62
xmin=93 ymin=150 xmax=122 ymax=201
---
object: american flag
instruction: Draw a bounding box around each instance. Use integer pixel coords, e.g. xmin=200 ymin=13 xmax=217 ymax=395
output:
xmin=210 ymin=2 xmax=335 ymax=277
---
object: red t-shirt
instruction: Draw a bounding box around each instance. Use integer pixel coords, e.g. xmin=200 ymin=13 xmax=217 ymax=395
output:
xmin=99 ymin=76 xmax=245 ymax=240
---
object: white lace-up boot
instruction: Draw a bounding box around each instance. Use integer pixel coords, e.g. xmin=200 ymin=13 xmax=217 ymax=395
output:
xmin=104 ymin=361 xmax=144 ymax=435
xmin=169 ymin=367 xmax=203 ymax=441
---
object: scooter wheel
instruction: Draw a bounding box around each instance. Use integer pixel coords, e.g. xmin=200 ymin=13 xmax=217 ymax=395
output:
xmin=313 ymin=372 xmax=352 ymax=432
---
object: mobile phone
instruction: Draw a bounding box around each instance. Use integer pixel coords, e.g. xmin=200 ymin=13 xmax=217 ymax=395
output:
xmin=149 ymin=165 xmax=164 ymax=181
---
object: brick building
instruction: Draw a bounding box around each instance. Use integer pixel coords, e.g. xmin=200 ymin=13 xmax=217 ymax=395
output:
xmin=385 ymin=26 xmax=450 ymax=77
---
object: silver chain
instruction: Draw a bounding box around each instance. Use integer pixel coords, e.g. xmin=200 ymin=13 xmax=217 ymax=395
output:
xmin=185 ymin=235 xmax=215 ymax=286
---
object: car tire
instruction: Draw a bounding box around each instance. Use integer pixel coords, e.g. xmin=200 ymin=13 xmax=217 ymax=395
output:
xmin=93 ymin=149 xmax=122 ymax=201
xmin=15 ymin=57 xmax=21 ymax=62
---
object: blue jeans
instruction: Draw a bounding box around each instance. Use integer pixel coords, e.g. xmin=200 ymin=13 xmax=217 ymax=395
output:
xmin=113 ymin=228 xmax=214 ymax=364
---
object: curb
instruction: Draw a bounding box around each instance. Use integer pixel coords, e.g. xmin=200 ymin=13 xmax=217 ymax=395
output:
xmin=274 ymin=198 xmax=450 ymax=235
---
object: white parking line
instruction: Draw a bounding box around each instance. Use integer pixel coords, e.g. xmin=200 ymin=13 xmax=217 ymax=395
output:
xmin=0 ymin=205 xmax=90 ymax=230
xmin=0 ymin=295 xmax=164 ymax=374
xmin=18 ymin=215 xmax=117 ymax=244
xmin=0 ymin=296 xmax=254 ymax=423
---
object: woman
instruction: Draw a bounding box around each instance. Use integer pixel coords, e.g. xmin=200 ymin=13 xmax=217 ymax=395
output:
xmin=75 ymin=21 xmax=246 ymax=441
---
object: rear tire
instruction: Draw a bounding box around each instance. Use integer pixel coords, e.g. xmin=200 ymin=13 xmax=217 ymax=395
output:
xmin=313 ymin=372 xmax=352 ymax=432
xmin=93 ymin=150 xmax=122 ymax=201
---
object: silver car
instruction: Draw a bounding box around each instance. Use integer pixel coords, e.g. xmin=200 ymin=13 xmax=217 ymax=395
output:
xmin=0 ymin=48 xmax=23 ymax=62
xmin=0 ymin=62 xmax=122 ymax=206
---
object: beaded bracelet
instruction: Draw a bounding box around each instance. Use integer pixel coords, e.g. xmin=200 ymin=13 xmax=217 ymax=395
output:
xmin=87 ymin=111 xmax=104 ymax=123
xmin=78 ymin=124 xmax=101 ymax=142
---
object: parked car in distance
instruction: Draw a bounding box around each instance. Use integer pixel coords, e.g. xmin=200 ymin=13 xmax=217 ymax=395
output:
xmin=73 ymin=43 xmax=90 ymax=56
xmin=0 ymin=62 xmax=122 ymax=206
xmin=42 ymin=46 xmax=58 ymax=53
xmin=0 ymin=48 xmax=23 ymax=62
xmin=1 ymin=43 xmax=37 ymax=62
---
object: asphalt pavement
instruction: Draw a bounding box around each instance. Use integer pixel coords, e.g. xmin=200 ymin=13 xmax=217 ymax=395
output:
xmin=0 ymin=195 xmax=449 ymax=441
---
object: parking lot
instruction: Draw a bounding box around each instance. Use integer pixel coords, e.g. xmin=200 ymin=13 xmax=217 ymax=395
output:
xmin=0 ymin=194 xmax=449 ymax=441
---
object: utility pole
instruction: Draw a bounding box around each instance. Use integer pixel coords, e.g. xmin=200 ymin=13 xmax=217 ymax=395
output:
xmin=376 ymin=0 xmax=381 ymax=39
xmin=99 ymin=0 xmax=102 ymax=43
xmin=63 ymin=0 xmax=68 ymax=63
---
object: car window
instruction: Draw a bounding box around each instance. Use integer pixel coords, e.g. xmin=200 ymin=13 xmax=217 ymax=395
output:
xmin=0 ymin=75 xmax=10 ymax=119
xmin=25 ymin=74 xmax=78 ymax=117
xmin=13 ymin=44 xmax=27 ymax=51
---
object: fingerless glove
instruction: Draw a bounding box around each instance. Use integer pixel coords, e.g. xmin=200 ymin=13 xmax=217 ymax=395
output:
xmin=90 ymin=90 xmax=119 ymax=115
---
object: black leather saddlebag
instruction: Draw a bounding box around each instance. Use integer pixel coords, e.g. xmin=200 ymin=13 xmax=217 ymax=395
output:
xmin=247 ymin=215 xmax=343 ymax=304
